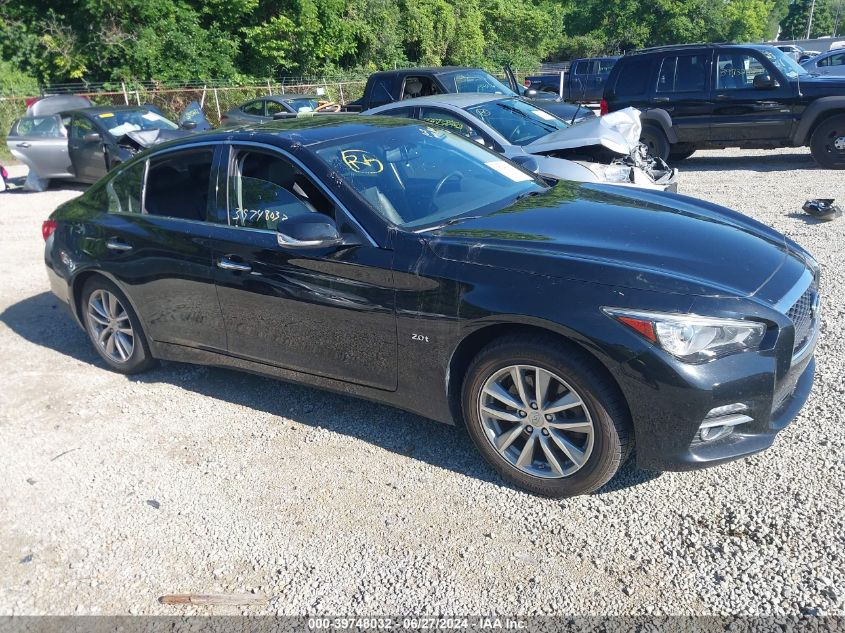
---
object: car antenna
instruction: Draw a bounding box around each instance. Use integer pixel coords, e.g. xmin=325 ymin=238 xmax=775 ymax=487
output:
xmin=570 ymin=103 xmax=582 ymax=125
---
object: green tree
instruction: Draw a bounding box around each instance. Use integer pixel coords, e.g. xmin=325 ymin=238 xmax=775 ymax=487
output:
xmin=779 ymin=0 xmax=835 ymax=38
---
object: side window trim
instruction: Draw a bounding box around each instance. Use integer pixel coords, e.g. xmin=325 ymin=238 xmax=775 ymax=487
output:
xmin=221 ymin=140 xmax=377 ymax=247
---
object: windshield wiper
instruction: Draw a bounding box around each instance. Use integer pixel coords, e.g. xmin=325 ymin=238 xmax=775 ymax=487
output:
xmin=416 ymin=214 xmax=487 ymax=233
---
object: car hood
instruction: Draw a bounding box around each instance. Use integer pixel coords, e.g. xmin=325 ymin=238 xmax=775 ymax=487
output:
xmin=427 ymin=182 xmax=792 ymax=297
xmin=525 ymin=107 xmax=640 ymax=156
xmin=793 ymin=74 xmax=845 ymax=91
xmin=117 ymin=128 xmax=193 ymax=150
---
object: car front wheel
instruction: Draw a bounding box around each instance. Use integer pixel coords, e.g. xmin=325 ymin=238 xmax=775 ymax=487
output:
xmin=462 ymin=336 xmax=632 ymax=497
xmin=81 ymin=277 xmax=156 ymax=374
xmin=810 ymin=115 xmax=845 ymax=169
xmin=640 ymin=125 xmax=670 ymax=161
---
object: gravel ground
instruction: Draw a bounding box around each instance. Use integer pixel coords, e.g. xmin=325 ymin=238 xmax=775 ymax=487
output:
xmin=0 ymin=150 xmax=844 ymax=617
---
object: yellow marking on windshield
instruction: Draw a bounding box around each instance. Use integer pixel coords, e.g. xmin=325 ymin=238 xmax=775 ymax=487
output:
xmin=341 ymin=149 xmax=383 ymax=174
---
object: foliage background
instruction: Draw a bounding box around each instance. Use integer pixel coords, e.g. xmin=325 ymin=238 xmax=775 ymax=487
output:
xmin=2 ymin=0 xmax=841 ymax=91
xmin=0 ymin=0 xmax=842 ymax=160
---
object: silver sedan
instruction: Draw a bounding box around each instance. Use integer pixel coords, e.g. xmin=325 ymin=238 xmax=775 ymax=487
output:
xmin=365 ymin=93 xmax=677 ymax=191
xmin=801 ymin=49 xmax=845 ymax=76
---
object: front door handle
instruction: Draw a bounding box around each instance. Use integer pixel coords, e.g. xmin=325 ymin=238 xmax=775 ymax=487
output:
xmin=715 ymin=94 xmax=731 ymax=100
xmin=106 ymin=238 xmax=133 ymax=251
xmin=16 ymin=142 xmax=31 ymax=148
xmin=217 ymin=256 xmax=251 ymax=272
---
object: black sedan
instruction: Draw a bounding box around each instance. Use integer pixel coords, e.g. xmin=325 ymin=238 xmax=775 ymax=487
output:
xmin=42 ymin=117 xmax=819 ymax=497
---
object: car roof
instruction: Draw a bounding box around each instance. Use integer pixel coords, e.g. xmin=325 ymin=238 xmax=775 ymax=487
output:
xmin=62 ymin=105 xmax=161 ymax=117
xmin=625 ymin=43 xmax=780 ymax=56
xmin=373 ymin=93 xmax=507 ymax=109
xmin=369 ymin=66 xmax=479 ymax=78
xmin=137 ymin=115 xmax=423 ymax=152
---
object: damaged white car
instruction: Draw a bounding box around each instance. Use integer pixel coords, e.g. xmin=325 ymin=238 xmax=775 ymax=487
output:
xmin=366 ymin=94 xmax=678 ymax=192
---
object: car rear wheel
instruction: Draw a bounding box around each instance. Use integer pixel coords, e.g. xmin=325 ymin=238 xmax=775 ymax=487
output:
xmin=640 ymin=125 xmax=670 ymax=161
xmin=462 ymin=336 xmax=632 ymax=497
xmin=82 ymin=277 xmax=156 ymax=374
xmin=810 ymin=115 xmax=845 ymax=169
xmin=668 ymin=145 xmax=695 ymax=161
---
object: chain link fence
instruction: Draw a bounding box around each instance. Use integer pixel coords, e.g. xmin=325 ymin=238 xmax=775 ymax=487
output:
xmin=0 ymin=70 xmax=540 ymax=162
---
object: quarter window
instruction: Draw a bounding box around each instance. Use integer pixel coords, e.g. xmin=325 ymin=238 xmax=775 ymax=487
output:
xmin=106 ymin=161 xmax=146 ymax=214
xmin=12 ymin=115 xmax=64 ymax=138
xmin=226 ymin=149 xmax=336 ymax=231
xmin=613 ymin=58 xmax=654 ymax=97
xmin=144 ymin=149 xmax=213 ymax=221
xmin=716 ymin=53 xmax=770 ymax=90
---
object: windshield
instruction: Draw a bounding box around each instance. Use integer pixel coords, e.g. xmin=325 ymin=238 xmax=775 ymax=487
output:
xmin=286 ymin=98 xmax=320 ymax=112
xmin=465 ymin=98 xmax=569 ymax=145
xmin=96 ymin=109 xmax=179 ymax=137
xmin=313 ymin=124 xmax=546 ymax=229
xmin=762 ymin=47 xmax=808 ymax=78
xmin=438 ymin=70 xmax=516 ymax=96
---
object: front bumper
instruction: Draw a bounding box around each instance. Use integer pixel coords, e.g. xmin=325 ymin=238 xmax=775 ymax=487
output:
xmin=627 ymin=341 xmax=816 ymax=472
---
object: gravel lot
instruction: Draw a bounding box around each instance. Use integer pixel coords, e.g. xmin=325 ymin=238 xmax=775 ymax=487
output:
xmin=1 ymin=150 xmax=844 ymax=617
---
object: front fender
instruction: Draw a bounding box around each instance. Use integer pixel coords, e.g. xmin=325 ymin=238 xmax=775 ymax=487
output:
xmin=791 ymin=96 xmax=845 ymax=145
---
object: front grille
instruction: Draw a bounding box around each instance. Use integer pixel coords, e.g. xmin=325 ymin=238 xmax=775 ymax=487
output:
xmin=786 ymin=283 xmax=817 ymax=354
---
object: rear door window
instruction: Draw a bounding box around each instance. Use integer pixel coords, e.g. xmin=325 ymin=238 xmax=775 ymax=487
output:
xmin=241 ymin=100 xmax=265 ymax=116
xmin=144 ymin=149 xmax=214 ymax=221
xmin=573 ymin=60 xmax=597 ymax=75
xmin=656 ymin=54 xmax=709 ymax=92
xmin=11 ymin=115 xmax=64 ymax=138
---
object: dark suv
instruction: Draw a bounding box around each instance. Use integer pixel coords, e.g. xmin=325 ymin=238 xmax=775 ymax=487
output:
xmin=601 ymin=43 xmax=845 ymax=168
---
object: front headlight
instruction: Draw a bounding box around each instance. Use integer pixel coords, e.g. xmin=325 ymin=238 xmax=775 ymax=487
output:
xmin=603 ymin=308 xmax=767 ymax=363
xmin=587 ymin=163 xmax=634 ymax=183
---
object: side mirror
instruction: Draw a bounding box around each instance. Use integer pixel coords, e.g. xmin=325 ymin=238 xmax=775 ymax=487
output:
xmin=753 ymin=74 xmax=779 ymax=89
xmin=277 ymin=214 xmax=343 ymax=249
xmin=83 ymin=132 xmax=102 ymax=143
xmin=510 ymin=155 xmax=540 ymax=174
xmin=181 ymin=120 xmax=197 ymax=130
xmin=524 ymin=88 xmax=538 ymax=97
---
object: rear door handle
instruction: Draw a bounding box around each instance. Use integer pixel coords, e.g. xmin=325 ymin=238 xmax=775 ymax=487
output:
xmin=217 ymin=256 xmax=251 ymax=272
xmin=106 ymin=238 xmax=133 ymax=252
xmin=16 ymin=142 xmax=31 ymax=148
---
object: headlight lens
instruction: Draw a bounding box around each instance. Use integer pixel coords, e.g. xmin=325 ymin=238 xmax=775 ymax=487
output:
xmin=588 ymin=164 xmax=633 ymax=183
xmin=603 ymin=308 xmax=767 ymax=363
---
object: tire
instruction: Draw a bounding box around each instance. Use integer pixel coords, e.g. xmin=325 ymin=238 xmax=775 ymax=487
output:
xmin=81 ymin=276 xmax=156 ymax=374
xmin=461 ymin=335 xmax=633 ymax=497
xmin=668 ymin=146 xmax=695 ymax=161
xmin=640 ymin=125 xmax=671 ymax=162
xmin=809 ymin=114 xmax=845 ymax=169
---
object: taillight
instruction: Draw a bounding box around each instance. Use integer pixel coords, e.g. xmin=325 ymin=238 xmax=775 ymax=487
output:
xmin=42 ymin=220 xmax=57 ymax=241
xmin=523 ymin=79 xmax=531 ymax=88
xmin=600 ymin=99 xmax=608 ymax=116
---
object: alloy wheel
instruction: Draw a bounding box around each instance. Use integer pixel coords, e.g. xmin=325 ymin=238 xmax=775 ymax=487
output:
xmin=87 ymin=289 xmax=135 ymax=363
xmin=478 ymin=365 xmax=594 ymax=479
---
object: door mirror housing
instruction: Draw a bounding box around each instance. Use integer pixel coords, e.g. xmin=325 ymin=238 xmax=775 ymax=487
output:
xmin=524 ymin=88 xmax=538 ymax=97
xmin=82 ymin=132 xmax=102 ymax=143
xmin=180 ymin=120 xmax=198 ymax=130
xmin=753 ymin=73 xmax=780 ymax=89
xmin=277 ymin=214 xmax=343 ymax=249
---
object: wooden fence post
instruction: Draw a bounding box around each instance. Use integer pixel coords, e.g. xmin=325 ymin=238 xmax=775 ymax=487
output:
xmin=338 ymin=82 xmax=345 ymax=105
xmin=267 ymin=79 xmax=272 ymax=95
xmin=200 ymin=85 xmax=207 ymax=109
xmin=121 ymin=82 xmax=129 ymax=105
xmin=135 ymin=90 xmax=141 ymax=105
